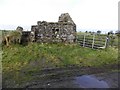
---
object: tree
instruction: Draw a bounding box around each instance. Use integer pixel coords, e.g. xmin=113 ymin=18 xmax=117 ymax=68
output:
xmin=115 ymin=30 xmax=120 ymax=36
xmin=97 ymin=30 xmax=101 ymax=35
xmin=108 ymin=31 xmax=114 ymax=35
xmin=89 ymin=31 xmax=91 ymax=33
xmin=85 ymin=31 xmax=88 ymax=33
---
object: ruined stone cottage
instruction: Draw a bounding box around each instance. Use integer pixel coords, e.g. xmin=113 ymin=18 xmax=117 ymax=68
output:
xmin=30 ymin=13 xmax=77 ymax=43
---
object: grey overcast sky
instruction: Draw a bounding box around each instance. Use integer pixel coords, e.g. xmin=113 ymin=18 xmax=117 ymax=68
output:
xmin=0 ymin=0 xmax=119 ymax=33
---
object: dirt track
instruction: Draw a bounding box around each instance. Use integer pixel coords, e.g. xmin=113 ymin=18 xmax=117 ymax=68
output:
xmin=2 ymin=64 xmax=119 ymax=88
xmin=23 ymin=64 xmax=119 ymax=88
xmin=29 ymin=72 xmax=119 ymax=88
xmin=23 ymin=71 xmax=119 ymax=88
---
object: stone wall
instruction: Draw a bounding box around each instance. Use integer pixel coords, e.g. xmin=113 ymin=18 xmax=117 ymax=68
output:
xmin=31 ymin=13 xmax=77 ymax=43
xmin=21 ymin=31 xmax=31 ymax=45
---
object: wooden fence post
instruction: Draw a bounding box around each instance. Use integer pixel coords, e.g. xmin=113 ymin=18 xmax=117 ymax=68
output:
xmin=92 ymin=34 xmax=95 ymax=49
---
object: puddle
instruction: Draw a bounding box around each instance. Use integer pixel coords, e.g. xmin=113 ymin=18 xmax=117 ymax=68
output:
xmin=34 ymin=75 xmax=110 ymax=88
xmin=27 ymin=72 xmax=119 ymax=88
xmin=73 ymin=75 xmax=109 ymax=88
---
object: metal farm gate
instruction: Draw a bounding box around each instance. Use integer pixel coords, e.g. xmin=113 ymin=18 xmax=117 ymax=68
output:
xmin=77 ymin=34 xmax=108 ymax=49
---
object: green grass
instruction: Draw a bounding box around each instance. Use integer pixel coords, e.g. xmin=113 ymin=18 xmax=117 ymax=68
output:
xmin=3 ymin=43 xmax=118 ymax=72
xmin=2 ymin=31 xmax=119 ymax=87
xmin=3 ymin=43 xmax=119 ymax=87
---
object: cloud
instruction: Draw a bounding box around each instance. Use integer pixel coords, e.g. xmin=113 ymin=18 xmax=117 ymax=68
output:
xmin=71 ymin=0 xmax=118 ymax=30
xmin=0 ymin=0 xmax=79 ymax=25
xmin=0 ymin=0 xmax=119 ymax=32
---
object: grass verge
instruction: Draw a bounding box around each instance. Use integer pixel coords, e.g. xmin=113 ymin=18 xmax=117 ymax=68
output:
xmin=2 ymin=43 xmax=119 ymax=87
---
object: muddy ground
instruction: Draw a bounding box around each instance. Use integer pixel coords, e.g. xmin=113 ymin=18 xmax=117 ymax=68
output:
xmin=27 ymin=72 xmax=119 ymax=88
xmin=23 ymin=65 xmax=120 ymax=88
xmin=2 ymin=64 xmax=120 ymax=88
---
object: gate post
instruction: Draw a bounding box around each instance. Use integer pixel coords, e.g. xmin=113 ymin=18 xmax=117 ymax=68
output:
xmin=83 ymin=35 xmax=86 ymax=47
xmin=92 ymin=34 xmax=95 ymax=49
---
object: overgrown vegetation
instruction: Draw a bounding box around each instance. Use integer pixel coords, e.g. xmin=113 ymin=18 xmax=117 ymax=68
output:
xmin=2 ymin=43 xmax=118 ymax=84
xmin=1 ymin=30 xmax=119 ymax=87
xmin=2 ymin=43 xmax=118 ymax=71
